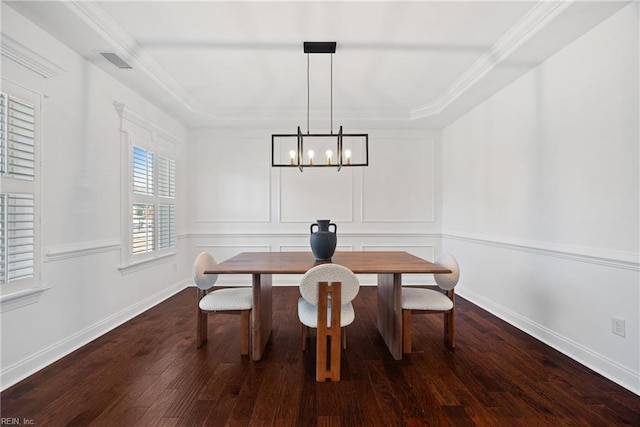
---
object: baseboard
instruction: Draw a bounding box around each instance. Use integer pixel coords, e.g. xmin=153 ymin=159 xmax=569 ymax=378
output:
xmin=457 ymin=285 xmax=640 ymax=396
xmin=0 ymin=278 xmax=191 ymax=391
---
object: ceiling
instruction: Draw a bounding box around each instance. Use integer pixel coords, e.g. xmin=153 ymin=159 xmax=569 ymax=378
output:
xmin=5 ymin=1 xmax=630 ymax=129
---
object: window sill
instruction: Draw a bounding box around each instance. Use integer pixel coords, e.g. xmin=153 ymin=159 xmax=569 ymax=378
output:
xmin=118 ymin=251 xmax=176 ymax=275
xmin=1 ymin=285 xmax=50 ymax=313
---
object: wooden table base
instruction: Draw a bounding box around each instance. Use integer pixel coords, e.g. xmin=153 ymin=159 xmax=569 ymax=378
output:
xmin=377 ymin=273 xmax=403 ymax=360
xmin=251 ymin=273 xmax=272 ymax=361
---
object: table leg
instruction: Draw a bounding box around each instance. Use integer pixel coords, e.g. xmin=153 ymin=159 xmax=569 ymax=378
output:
xmin=377 ymin=273 xmax=403 ymax=360
xmin=251 ymin=273 xmax=273 ymax=361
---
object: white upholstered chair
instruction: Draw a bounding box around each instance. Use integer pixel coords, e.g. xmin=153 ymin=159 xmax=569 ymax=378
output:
xmin=401 ymin=253 xmax=460 ymax=353
xmin=298 ymin=263 xmax=360 ymax=381
xmin=193 ymin=252 xmax=253 ymax=356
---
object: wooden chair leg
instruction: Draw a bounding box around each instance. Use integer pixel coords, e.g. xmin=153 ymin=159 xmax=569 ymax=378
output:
xmin=240 ymin=310 xmax=251 ymax=356
xmin=341 ymin=327 xmax=347 ymax=350
xmin=403 ymin=309 xmax=412 ymax=355
xmin=444 ymin=309 xmax=455 ymax=349
xmin=196 ymin=289 xmax=208 ymax=348
xmin=445 ymin=290 xmax=455 ymax=349
xmin=316 ymin=282 xmax=342 ymax=382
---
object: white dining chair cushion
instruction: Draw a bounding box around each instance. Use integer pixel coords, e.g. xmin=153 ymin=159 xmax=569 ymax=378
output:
xmin=199 ymin=288 xmax=253 ymax=312
xmin=297 ymin=298 xmax=355 ymax=328
xmin=434 ymin=253 xmax=460 ymax=291
xmin=401 ymin=287 xmax=454 ymax=311
xmin=193 ymin=252 xmax=218 ymax=290
xmin=299 ymin=264 xmax=360 ymax=305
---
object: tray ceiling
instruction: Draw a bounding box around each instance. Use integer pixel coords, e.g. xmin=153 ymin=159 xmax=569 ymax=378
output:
xmin=5 ymin=1 xmax=629 ymax=128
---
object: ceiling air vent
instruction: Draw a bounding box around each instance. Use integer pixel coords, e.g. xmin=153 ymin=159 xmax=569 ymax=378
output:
xmin=100 ymin=52 xmax=132 ymax=69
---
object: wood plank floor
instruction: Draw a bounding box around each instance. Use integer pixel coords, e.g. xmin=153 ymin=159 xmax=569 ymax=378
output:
xmin=2 ymin=287 xmax=639 ymax=426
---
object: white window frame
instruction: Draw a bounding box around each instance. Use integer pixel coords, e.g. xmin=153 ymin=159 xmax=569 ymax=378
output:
xmin=115 ymin=103 xmax=178 ymax=272
xmin=0 ymin=80 xmax=45 ymax=311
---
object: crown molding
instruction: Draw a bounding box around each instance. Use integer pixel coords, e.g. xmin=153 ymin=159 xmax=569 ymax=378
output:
xmin=410 ymin=0 xmax=571 ymax=120
xmin=0 ymin=34 xmax=66 ymax=79
xmin=66 ymin=1 xmax=570 ymax=124
xmin=66 ymin=1 xmax=211 ymax=119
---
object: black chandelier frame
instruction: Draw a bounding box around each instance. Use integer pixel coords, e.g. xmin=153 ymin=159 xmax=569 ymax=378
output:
xmin=271 ymin=42 xmax=369 ymax=172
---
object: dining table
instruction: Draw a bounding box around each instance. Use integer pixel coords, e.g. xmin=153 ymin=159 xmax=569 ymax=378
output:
xmin=203 ymin=251 xmax=451 ymax=361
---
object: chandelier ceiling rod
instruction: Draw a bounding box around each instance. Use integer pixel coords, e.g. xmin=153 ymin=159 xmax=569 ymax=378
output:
xmin=307 ymin=53 xmax=310 ymax=135
xmin=305 ymin=43 xmax=336 ymax=135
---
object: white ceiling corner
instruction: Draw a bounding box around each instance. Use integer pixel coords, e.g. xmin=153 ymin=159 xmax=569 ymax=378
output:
xmin=409 ymin=0 xmax=571 ymax=120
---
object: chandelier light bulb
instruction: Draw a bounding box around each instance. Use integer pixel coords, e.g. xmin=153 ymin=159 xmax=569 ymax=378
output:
xmin=326 ymin=150 xmax=333 ymax=165
xmin=289 ymin=150 xmax=296 ymax=165
xmin=344 ymin=149 xmax=352 ymax=165
xmin=308 ymin=150 xmax=314 ymax=165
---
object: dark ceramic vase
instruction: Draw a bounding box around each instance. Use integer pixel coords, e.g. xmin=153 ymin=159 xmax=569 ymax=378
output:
xmin=310 ymin=219 xmax=337 ymax=261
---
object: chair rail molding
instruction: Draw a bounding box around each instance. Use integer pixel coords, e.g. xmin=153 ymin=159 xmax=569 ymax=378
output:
xmin=443 ymin=231 xmax=639 ymax=271
xmin=44 ymin=239 xmax=121 ymax=262
xmin=187 ymin=232 xmax=442 ymax=240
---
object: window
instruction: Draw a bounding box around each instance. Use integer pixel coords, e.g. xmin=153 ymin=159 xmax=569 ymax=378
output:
xmin=130 ymin=145 xmax=175 ymax=258
xmin=115 ymin=102 xmax=179 ymax=271
xmin=0 ymin=91 xmax=38 ymax=287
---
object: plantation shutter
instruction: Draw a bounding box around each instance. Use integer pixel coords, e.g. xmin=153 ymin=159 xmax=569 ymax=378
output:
xmin=0 ymin=93 xmax=5 ymax=176
xmin=158 ymin=204 xmax=176 ymax=249
xmin=0 ymin=91 xmax=36 ymax=285
xmin=157 ymin=155 xmax=175 ymax=199
xmin=133 ymin=146 xmax=153 ymax=195
xmin=130 ymin=146 xmax=175 ymax=256
xmin=0 ymin=94 xmax=35 ymax=181
xmin=132 ymin=203 xmax=155 ymax=254
xmin=157 ymin=154 xmax=176 ymax=250
xmin=0 ymin=193 xmax=35 ymax=284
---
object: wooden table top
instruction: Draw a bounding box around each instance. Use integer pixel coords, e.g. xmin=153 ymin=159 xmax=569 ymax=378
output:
xmin=204 ymin=251 xmax=451 ymax=275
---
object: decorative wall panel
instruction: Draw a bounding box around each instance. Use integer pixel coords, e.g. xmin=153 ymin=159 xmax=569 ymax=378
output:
xmin=279 ymin=168 xmax=353 ymax=223
xmin=194 ymin=136 xmax=270 ymax=223
xmin=362 ymin=137 xmax=435 ymax=222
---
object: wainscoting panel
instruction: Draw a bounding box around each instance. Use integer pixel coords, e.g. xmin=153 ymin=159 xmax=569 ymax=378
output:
xmin=362 ymin=137 xmax=435 ymax=223
xmin=193 ymin=135 xmax=271 ymax=223
xmin=279 ymin=167 xmax=353 ymax=223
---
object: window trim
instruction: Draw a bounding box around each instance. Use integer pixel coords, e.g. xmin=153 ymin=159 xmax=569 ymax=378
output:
xmin=115 ymin=102 xmax=179 ymax=272
xmin=0 ymin=80 xmax=46 ymax=310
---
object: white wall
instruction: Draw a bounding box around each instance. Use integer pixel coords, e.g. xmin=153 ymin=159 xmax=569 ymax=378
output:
xmin=188 ymin=127 xmax=443 ymax=286
xmin=442 ymin=3 xmax=639 ymax=393
xmin=0 ymin=5 xmax=190 ymax=390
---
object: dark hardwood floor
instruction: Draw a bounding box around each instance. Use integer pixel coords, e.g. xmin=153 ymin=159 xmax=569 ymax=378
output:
xmin=2 ymin=286 xmax=639 ymax=426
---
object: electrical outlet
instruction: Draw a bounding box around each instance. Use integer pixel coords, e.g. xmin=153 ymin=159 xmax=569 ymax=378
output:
xmin=612 ymin=317 xmax=625 ymax=337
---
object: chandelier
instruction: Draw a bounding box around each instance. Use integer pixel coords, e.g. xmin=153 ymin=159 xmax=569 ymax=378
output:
xmin=271 ymin=42 xmax=369 ymax=172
